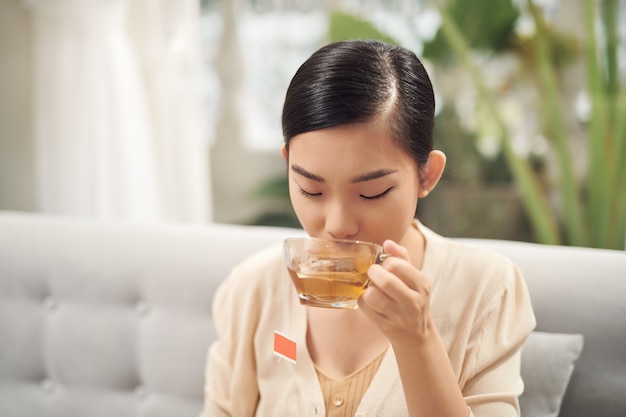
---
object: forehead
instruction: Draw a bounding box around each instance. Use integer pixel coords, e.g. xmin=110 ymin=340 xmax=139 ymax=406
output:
xmin=288 ymin=121 xmax=414 ymax=169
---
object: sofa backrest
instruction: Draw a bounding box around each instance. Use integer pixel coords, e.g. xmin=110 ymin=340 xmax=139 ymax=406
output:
xmin=0 ymin=212 xmax=302 ymax=417
xmin=1 ymin=211 xmax=625 ymax=417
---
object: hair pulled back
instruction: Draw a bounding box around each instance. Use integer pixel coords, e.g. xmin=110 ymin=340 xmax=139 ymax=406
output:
xmin=281 ymin=39 xmax=435 ymax=168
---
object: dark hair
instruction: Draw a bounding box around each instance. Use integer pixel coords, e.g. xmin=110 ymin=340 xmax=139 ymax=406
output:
xmin=281 ymin=39 xmax=435 ymax=169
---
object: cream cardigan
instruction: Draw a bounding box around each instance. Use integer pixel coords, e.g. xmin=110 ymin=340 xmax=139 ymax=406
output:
xmin=201 ymin=223 xmax=536 ymax=417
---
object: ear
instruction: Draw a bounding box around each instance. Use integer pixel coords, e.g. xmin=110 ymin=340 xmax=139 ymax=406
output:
xmin=418 ymin=150 xmax=446 ymax=198
xmin=280 ymin=143 xmax=288 ymax=161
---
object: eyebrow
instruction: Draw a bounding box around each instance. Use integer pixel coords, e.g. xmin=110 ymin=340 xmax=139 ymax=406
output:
xmin=291 ymin=164 xmax=325 ymax=182
xmin=290 ymin=164 xmax=396 ymax=184
xmin=350 ymin=169 xmax=397 ymax=183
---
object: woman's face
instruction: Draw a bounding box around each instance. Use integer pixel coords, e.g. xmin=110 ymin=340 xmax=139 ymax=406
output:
xmin=283 ymin=120 xmax=429 ymax=247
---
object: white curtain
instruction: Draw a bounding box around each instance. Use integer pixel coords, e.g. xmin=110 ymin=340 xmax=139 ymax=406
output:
xmin=25 ymin=0 xmax=211 ymax=223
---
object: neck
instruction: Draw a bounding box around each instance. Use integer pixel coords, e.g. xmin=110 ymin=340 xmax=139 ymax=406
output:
xmin=398 ymin=222 xmax=426 ymax=270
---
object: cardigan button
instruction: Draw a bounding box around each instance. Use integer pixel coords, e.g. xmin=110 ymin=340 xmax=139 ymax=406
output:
xmin=333 ymin=394 xmax=344 ymax=407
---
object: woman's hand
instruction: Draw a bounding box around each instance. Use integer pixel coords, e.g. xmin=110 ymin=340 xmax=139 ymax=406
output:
xmin=358 ymin=239 xmax=434 ymax=347
xmin=359 ymin=240 xmax=469 ymax=417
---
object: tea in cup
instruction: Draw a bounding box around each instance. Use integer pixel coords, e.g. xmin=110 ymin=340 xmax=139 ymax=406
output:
xmin=283 ymin=237 xmax=387 ymax=309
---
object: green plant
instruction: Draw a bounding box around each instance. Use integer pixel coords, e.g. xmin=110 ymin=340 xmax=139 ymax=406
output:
xmin=328 ymin=10 xmax=399 ymax=44
xmin=430 ymin=0 xmax=626 ymax=249
xmin=248 ymin=175 xmax=301 ymax=228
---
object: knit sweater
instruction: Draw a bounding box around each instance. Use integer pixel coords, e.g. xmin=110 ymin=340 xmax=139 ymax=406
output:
xmin=200 ymin=222 xmax=536 ymax=417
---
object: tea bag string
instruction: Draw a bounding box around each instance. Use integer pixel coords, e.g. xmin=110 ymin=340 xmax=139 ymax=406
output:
xmin=282 ymin=257 xmax=290 ymax=334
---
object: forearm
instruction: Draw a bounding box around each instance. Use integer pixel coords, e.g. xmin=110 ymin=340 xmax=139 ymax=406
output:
xmin=392 ymin=315 xmax=469 ymax=417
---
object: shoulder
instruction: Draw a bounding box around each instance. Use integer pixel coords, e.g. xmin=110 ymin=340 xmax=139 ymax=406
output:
xmin=421 ymin=223 xmax=536 ymax=359
xmin=421 ymin=223 xmax=525 ymax=304
xmin=423 ymin=223 xmax=518 ymax=275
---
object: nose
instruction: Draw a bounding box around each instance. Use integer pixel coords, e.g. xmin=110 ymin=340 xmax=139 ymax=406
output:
xmin=324 ymin=200 xmax=359 ymax=240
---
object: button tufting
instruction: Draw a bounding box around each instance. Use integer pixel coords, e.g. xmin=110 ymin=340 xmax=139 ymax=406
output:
xmin=134 ymin=385 xmax=147 ymax=399
xmin=41 ymin=378 xmax=55 ymax=393
xmin=333 ymin=394 xmax=344 ymax=407
xmin=44 ymin=296 xmax=58 ymax=312
xmin=134 ymin=301 xmax=150 ymax=316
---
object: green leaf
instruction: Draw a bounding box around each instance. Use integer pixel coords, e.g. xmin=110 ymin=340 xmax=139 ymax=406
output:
xmin=253 ymin=176 xmax=290 ymax=200
xmin=423 ymin=0 xmax=519 ymax=60
xmin=328 ymin=11 xmax=399 ymax=45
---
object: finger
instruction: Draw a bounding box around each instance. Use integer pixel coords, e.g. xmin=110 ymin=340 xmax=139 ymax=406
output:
xmin=372 ymin=257 xmax=428 ymax=294
xmin=381 ymin=240 xmax=411 ymax=263
xmin=358 ymin=282 xmax=391 ymax=319
xmin=365 ymin=264 xmax=420 ymax=307
xmin=360 ymin=275 xmax=428 ymax=332
xmin=377 ymin=240 xmax=420 ymax=291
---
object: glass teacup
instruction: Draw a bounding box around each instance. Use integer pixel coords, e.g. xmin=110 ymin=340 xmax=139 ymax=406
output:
xmin=283 ymin=237 xmax=387 ymax=309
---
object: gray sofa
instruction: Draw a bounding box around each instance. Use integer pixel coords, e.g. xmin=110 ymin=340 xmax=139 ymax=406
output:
xmin=0 ymin=211 xmax=624 ymax=417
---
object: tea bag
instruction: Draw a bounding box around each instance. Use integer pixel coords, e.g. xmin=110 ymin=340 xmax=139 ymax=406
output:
xmin=301 ymin=256 xmax=356 ymax=274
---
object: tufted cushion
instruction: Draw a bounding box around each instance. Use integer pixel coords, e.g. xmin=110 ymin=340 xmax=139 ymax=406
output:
xmin=0 ymin=213 xmax=300 ymax=417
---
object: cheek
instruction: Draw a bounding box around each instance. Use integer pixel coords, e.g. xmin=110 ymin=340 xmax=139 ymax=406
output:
xmin=378 ymin=189 xmax=419 ymax=237
xmin=288 ymin=183 xmax=320 ymax=229
xmin=344 ymin=194 xmax=417 ymax=242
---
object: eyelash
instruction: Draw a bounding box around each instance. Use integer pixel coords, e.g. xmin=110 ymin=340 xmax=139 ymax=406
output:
xmin=298 ymin=188 xmax=322 ymax=198
xmin=361 ymin=187 xmax=393 ymax=200
xmin=298 ymin=187 xmax=394 ymax=200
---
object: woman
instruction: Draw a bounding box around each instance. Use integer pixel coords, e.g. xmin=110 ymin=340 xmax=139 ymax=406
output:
xmin=201 ymin=39 xmax=535 ymax=417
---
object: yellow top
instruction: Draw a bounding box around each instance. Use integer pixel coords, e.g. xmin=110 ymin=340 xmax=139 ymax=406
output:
xmin=315 ymin=349 xmax=387 ymax=417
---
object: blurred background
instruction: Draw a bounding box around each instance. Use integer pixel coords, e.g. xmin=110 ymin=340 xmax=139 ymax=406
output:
xmin=0 ymin=0 xmax=625 ymax=248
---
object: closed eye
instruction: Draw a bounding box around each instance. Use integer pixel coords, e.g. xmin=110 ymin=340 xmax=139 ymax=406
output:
xmin=360 ymin=187 xmax=394 ymax=200
xmin=298 ymin=187 xmax=322 ymax=198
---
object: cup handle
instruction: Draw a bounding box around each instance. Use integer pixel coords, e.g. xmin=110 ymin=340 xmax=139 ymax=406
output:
xmin=376 ymin=253 xmax=391 ymax=264
xmin=363 ymin=253 xmax=390 ymax=291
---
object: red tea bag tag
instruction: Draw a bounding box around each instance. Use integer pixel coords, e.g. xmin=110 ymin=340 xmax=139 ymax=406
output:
xmin=273 ymin=331 xmax=297 ymax=364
